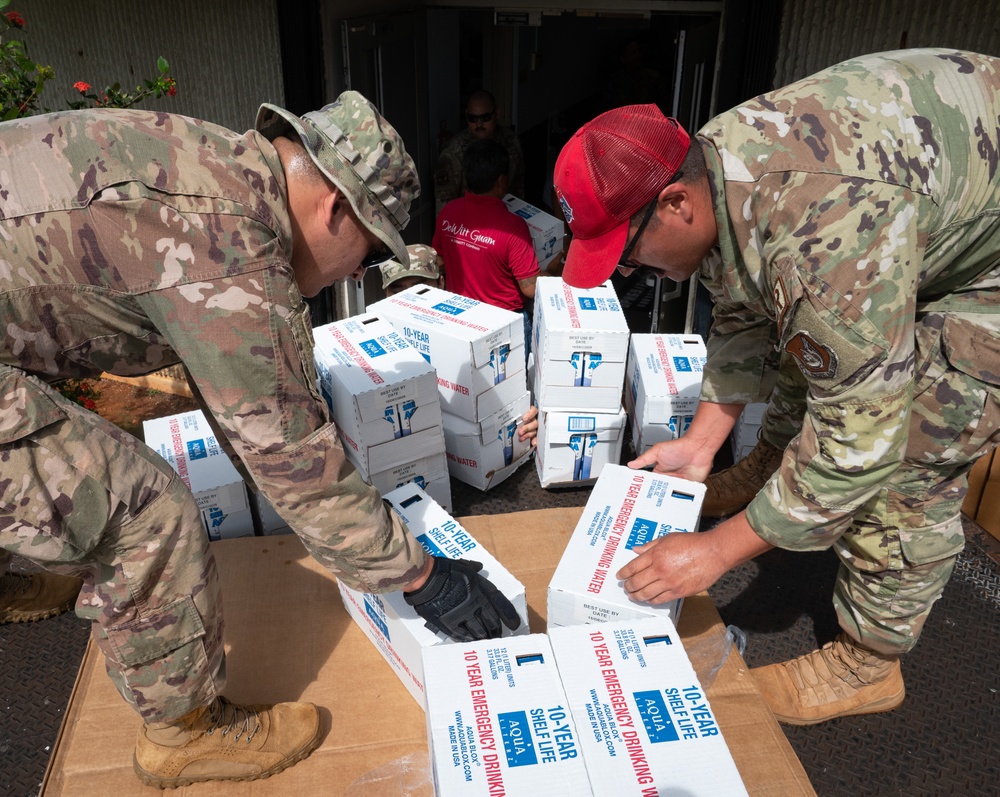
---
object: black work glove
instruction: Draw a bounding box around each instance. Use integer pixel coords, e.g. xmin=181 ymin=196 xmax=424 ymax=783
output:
xmin=403 ymin=557 xmax=521 ymax=642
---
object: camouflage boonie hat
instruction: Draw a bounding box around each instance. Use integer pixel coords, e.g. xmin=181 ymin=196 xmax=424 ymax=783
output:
xmin=255 ymin=90 xmax=420 ymax=267
xmin=380 ymin=244 xmax=440 ymax=289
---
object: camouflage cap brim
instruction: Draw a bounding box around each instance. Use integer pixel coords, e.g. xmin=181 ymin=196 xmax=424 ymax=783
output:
xmin=255 ymin=95 xmax=419 ymax=269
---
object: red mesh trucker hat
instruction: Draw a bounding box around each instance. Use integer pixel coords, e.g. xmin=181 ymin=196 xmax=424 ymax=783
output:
xmin=553 ymin=104 xmax=690 ymax=289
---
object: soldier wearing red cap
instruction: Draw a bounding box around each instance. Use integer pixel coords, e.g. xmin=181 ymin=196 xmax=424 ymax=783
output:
xmin=554 ymin=49 xmax=1000 ymax=726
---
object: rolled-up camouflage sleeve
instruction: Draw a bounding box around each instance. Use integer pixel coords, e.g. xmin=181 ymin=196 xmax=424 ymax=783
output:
xmin=736 ymin=175 xmax=931 ymax=550
xmin=137 ymin=233 xmax=426 ymax=593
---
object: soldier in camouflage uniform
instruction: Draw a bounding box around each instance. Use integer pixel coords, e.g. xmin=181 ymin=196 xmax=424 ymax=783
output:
xmin=553 ymin=49 xmax=1000 ymax=725
xmin=434 ymin=89 xmax=525 ymax=215
xmin=0 ymin=90 xmax=519 ymax=787
xmin=379 ymin=243 xmax=445 ymax=295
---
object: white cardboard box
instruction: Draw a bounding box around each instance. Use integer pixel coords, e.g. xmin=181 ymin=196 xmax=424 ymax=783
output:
xmin=366 ymin=450 xmax=453 ymax=513
xmin=337 ymin=483 xmax=529 ymax=709
xmin=532 ymin=277 xmax=630 ymax=412
xmin=442 ymin=391 xmax=533 ymax=490
xmin=625 ymin=334 xmax=707 ymax=455
xmin=503 ymin=193 xmax=565 ymax=271
xmin=423 ymin=633 xmax=593 ymax=796
xmin=313 ymin=314 xmax=445 ymax=477
xmin=547 ymin=464 xmax=705 ymax=627
xmin=369 ymin=286 xmax=527 ymax=422
xmin=731 ymin=402 xmax=767 ymax=461
xmin=252 ymin=492 xmax=293 ymax=536
xmin=534 ymin=408 xmax=626 ymax=489
xmin=143 ymin=410 xmax=256 ymax=541
xmin=549 ymin=618 xmax=749 ymax=797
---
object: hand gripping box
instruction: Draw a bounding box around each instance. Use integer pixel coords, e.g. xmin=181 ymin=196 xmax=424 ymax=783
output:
xmin=503 ymin=193 xmax=565 ymax=270
xmin=532 ymin=277 xmax=630 ymax=412
xmin=547 ymin=464 xmax=705 ymax=627
xmin=442 ymin=391 xmax=533 ymax=490
xmin=549 ymin=618 xmax=748 ymax=797
xmin=143 ymin=410 xmax=256 ymax=541
xmin=423 ymin=634 xmax=593 ymax=796
xmin=625 ymin=334 xmax=707 ymax=455
xmin=337 ymin=482 xmax=529 ymax=709
xmin=369 ymin=285 xmax=527 ymax=422
xmin=313 ymin=314 xmax=445 ymax=478
xmin=534 ymin=408 xmax=626 ymax=489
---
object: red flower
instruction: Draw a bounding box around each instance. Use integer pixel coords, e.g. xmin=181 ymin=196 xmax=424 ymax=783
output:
xmin=4 ymin=10 xmax=25 ymax=27
xmin=165 ymin=77 xmax=177 ymax=97
xmin=73 ymin=81 xmax=91 ymax=94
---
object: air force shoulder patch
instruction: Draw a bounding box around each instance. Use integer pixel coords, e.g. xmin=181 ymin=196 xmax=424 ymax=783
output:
xmin=786 ymin=331 xmax=838 ymax=379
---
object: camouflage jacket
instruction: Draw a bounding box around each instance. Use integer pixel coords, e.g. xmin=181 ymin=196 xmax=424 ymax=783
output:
xmin=696 ymin=49 xmax=1000 ymax=547
xmin=434 ymin=126 xmax=525 ymax=215
xmin=0 ymin=109 xmax=425 ymax=592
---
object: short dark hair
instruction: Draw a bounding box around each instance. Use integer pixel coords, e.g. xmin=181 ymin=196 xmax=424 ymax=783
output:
xmin=463 ymin=139 xmax=509 ymax=194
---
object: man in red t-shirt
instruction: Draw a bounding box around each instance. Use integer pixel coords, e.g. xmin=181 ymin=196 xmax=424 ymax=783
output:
xmin=433 ymin=139 xmax=539 ymax=353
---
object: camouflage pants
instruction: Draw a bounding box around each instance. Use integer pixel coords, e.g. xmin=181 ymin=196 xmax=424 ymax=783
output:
xmin=0 ymin=366 xmax=225 ymax=723
xmin=757 ymin=314 xmax=1000 ymax=655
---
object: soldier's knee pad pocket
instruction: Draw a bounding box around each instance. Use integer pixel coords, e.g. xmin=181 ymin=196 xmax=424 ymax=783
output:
xmin=908 ymin=316 xmax=1000 ymax=466
xmin=105 ymin=595 xmax=209 ymax=671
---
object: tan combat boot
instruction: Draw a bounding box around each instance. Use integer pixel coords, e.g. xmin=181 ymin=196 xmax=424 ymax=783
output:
xmin=751 ymin=633 xmax=905 ymax=725
xmin=0 ymin=571 xmax=83 ymax=624
xmin=134 ymin=696 xmax=322 ymax=789
xmin=703 ymin=438 xmax=784 ymax=518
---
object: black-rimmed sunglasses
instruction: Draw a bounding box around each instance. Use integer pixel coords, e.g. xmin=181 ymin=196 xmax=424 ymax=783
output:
xmin=359 ymin=244 xmax=392 ymax=271
xmin=466 ymin=111 xmax=494 ymax=124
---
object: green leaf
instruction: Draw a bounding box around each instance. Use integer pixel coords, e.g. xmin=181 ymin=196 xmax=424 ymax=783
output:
xmin=0 ymin=0 xmax=11 ymax=11
xmin=157 ymin=56 xmax=168 ymax=73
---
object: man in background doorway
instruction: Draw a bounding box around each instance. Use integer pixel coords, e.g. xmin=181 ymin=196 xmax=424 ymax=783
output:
xmin=435 ymin=89 xmax=525 ymax=215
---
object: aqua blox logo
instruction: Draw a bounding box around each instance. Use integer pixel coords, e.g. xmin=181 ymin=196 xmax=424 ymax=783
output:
xmin=186 ymin=439 xmax=207 ymax=460
xmin=634 ymin=690 xmax=680 ymax=743
xmin=625 ymin=517 xmax=658 ymax=549
xmin=360 ymin=339 xmax=387 ymax=358
xmin=578 ymin=297 xmax=597 ymax=310
xmin=432 ymin=302 xmax=465 ymax=315
xmin=499 ymin=711 xmax=538 ymax=767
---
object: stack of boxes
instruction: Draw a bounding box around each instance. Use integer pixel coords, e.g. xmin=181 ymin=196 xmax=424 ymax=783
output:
xmin=532 ymin=277 xmax=629 ymax=488
xmin=423 ymin=465 xmax=748 ymax=796
xmin=625 ymin=334 xmax=707 ymax=456
xmin=143 ymin=410 xmax=257 ymax=541
xmin=313 ymin=313 xmax=452 ymax=510
xmin=370 ymin=285 xmax=533 ymax=491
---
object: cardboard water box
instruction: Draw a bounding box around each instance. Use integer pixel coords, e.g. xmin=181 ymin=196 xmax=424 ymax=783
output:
xmin=143 ymin=410 xmax=256 ymax=541
xmin=503 ymin=193 xmax=565 ymax=271
xmin=369 ymin=285 xmax=527 ymax=422
xmin=534 ymin=407 xmax=626 ymax=489
xmin=625 ymin=334 xmax=707 ymax=455
xmin=423 ymin=633 xmax=593 ymax=796
xmin=547 ymin=464 xmax=705 ymax=627
xmin=442 ymin=391 xmax=533 ymax=490
xmin=337 ymin=482 xmax=529 ymax=709
xmin=549 ymin=617 xmax=749 ymax=797
xmin=313 ymin=313 xmax=445 ymax=478
xmin=533 ymin=277 xmax=630 ymax=412
xmin=732 ymin=402 xmax=767 ymax=461
xmin=366 ymin=450 xmax=453 ymax=513
xmin=252 ymin=491 xmax=293 ymax=536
